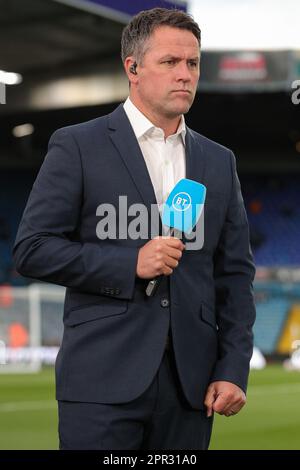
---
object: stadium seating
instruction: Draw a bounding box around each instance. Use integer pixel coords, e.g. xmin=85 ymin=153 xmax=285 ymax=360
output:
xmin=253 ymin=298 xmax=289 ymax=354
xmin=242 ymin=176 xmax=300 ymax=266
xmin=0 ymin=169 xmax=36 ymax=286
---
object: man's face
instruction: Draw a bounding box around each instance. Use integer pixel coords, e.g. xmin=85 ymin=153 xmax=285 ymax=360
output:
xmin=134 ymin=25 xmax=200 ymax=119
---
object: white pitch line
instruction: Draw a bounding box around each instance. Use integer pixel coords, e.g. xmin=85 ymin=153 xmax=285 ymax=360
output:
xmin=249 ymin=382 xmax=300 ymax=396
xmin=1 ymin=383 xmax=300 ymax=412
xmin=0 ymin=400 xmax=56 ymax=412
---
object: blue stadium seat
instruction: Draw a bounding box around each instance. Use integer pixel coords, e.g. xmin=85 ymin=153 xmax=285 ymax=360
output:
xmin=253 ymin=298 xmax=289 ymax=354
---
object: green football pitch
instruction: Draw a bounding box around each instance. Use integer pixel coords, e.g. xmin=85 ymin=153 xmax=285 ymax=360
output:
xmin=1 ymin=365 xmax=300 ymax=450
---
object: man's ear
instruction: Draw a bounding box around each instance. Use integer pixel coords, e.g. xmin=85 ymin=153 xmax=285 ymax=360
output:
xmin=124 ymin=57 xmax=138 ymax=83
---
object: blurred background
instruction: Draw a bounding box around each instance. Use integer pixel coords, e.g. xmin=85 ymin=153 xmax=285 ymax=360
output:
xmin=0 ymin=0 xmax=300 ymax=450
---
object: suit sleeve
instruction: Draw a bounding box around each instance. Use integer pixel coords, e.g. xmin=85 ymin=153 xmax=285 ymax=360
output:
xmin=13 ymin=128 xmax=139 ymax=299
xmin=210 ymin=150 xmax=256 ymax=393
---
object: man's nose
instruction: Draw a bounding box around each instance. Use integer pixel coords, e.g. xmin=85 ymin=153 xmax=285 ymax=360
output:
xmin=175 ymin=62 xmax=192 ymax=81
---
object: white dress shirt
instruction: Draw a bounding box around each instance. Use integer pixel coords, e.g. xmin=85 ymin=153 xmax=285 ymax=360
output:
xmin=123 ymin=97 xmax=186 ymax=214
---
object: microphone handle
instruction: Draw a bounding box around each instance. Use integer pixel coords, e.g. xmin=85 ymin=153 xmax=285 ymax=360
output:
xmin=145 ymin=275 xmax=164 ymax=297
xmin=145 ymin=228 xmax=181 ymax=297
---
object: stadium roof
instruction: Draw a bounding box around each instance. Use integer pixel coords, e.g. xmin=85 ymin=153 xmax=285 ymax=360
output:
xmin=0 ymin=0 xmax=124 ymax=75
xmin=0 ymin=0 xmax=187 ymax=111
xmin=0 ymin=0 xmax=298 ymax=113
xmin=0 ymin=0 xmax=186 ymax=75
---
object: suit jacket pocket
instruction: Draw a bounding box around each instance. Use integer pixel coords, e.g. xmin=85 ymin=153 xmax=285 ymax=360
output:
xmin=200 ymin=302 xmax=218 ymax=330
xmin=64 ymin=301 xmax=128 ymax=326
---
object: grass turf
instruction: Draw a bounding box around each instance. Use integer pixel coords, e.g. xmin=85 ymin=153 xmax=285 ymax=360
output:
xmin=0 ymin=365 xmax=299 ymax=450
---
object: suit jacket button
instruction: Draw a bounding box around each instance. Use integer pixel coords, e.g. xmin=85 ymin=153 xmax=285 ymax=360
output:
xmin=161 ymin=298 xmax=170 ymax=308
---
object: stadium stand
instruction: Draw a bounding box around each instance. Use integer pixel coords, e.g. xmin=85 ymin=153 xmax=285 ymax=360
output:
xmin=0 ymin=169 xmax=36 ymax=285
xmin=253 ymin=298 xmax=290 ymax=354
xmin=243 ymin=176 xmax=300 ymax=266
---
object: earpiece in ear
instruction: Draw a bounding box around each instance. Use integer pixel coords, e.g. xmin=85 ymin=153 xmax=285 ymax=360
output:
xmin=129 ymin=62 xmax=137 ymax=75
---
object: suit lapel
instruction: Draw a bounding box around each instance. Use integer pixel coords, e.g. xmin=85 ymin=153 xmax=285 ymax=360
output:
xmin=107 ymin=105 xmax=207 ymax=240
xmin=183 ymin=127 xmax=207 ymax=244
xmin=185 ymin=126 xmax=206 ymax=184
xmin=108 ymin=105 xmax=207 ymax=201
xmin=108 ymin=104 xmax=158 ymax=211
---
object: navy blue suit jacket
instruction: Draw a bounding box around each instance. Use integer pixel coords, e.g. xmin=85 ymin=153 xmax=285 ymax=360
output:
xmin=13 ymin=104 xmax=256 ymax=410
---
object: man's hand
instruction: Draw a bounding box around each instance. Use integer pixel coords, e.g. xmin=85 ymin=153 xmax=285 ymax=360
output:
xmin=204 ymin=381 xmax=246 ymax=418
xmin=136 ymin=236 xmax=185 ymax=279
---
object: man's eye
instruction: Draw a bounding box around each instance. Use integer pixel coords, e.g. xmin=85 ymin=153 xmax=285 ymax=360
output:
xmin=189 ymin=61 xmax=198 ymax=68
xmin=164 ymin=60 xmax=175 ymax=65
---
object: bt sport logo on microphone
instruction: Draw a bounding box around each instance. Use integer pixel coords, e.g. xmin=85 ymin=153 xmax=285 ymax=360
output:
xmin=172 ymin=192 xmax=191 ymax=211
xmin=95 ymin=179 xmax=206 ymax=250
xmin=95 ymin=197 xmax=205 ymax=251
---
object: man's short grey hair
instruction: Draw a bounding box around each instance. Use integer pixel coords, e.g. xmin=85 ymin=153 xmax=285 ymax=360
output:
xmin=121 ymin=7 xmax=201 ymax=65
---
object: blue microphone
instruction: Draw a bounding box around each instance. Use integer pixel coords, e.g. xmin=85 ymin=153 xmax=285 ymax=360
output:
xmin=145 ymin=178 xmax=206 ymax=296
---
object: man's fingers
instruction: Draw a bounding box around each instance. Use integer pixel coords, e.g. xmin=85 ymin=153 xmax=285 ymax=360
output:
xmin=165 ymin=256 xmax=179 ymax=269
xmin=154 ymin=255 xmax=178 ymax=275
xmin=222 ymin=399 xmax=246 ymax=416
xmin=204 ymin=387 xmax=216 ymax=418
xmin=159 ymin=236 xmax=185 ymax=251
xmin=206 ymin=404 xmax=213 ymax=418
xmin=212 ymin=394 xmax=231 ymax=415
xmin=213 ymin=395 xmax=246 ymax=416
xmin=164 ymin=246 xmax=184 ymax=261
xmin=224 ymin=406 xmax=240 ymax=417
xmin=152 ymin=240 xmax=185 ymax=275
xmin=206 ymin=382 xmax=247 ymax=417
xmin=221 ymin=390 xmax=246 ymax=416
xmin=167 ymin=238 xmax=185 ymax=251
xmin=162 ymin=266 xmax=173 ymax=276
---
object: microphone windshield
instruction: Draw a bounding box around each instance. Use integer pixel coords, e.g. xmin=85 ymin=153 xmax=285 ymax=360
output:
xmin=161 ymin=178 xmax=206 ymax=234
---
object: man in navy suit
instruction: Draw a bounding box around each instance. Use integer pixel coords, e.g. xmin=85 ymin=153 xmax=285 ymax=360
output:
xmin=13 ymin=8 xmax=256 ymax=450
